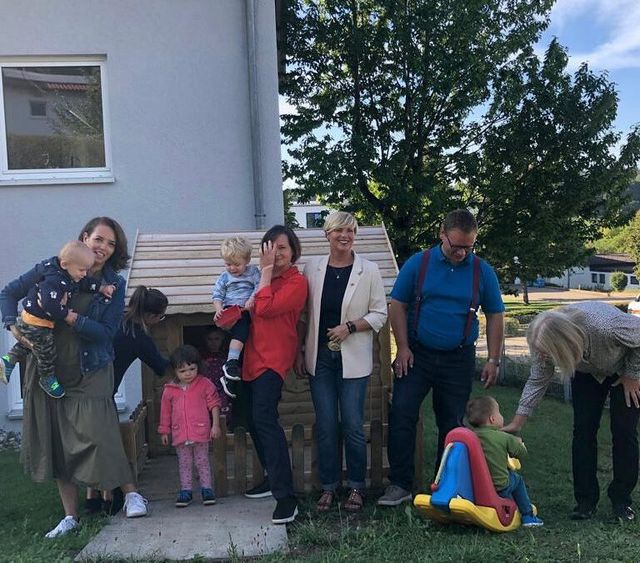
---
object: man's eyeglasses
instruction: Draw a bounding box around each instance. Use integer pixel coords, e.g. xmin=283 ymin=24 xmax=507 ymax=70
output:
xmin=444 ymin=233 xmax=476 ymax=253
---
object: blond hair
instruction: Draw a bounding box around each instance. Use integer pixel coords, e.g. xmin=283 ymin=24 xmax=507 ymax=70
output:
xmin=59 ymin=240 xmax=95 ymax=267
xmin=465 ymin=396 xmax=498 ymax=427
xmin=323 ymin=211 xmax=358 ymax=235
xmin=220 ymin=236 xmax=252 ymax=263
xmin=527 ymin=307 xmax=586 ymax=378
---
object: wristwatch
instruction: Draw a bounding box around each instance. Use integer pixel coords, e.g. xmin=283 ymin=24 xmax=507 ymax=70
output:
xmin=488 ymin=357 xmax=500 ymax=367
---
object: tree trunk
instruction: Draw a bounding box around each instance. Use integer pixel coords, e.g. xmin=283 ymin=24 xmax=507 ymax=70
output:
xmin=521 ymin=281 xmax=529 ymax=305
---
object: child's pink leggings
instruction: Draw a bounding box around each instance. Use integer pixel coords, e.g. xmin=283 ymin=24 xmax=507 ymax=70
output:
xmin=176 ymin=442 xmax=212 ymax=490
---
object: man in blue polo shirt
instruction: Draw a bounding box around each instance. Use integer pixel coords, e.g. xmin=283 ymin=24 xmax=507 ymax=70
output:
xmin=378 ymin=209 xmax=505 ymax=506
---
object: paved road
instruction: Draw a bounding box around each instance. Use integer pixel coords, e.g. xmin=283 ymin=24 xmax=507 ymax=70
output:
xmin=478 ymin=288 xmax=636 ymax=359
xmin=508 ymin=287 xmax=635 ymax=303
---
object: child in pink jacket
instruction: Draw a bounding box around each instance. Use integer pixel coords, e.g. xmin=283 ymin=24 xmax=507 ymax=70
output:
xmin=158 ymin=345 xmax=222 ymax=507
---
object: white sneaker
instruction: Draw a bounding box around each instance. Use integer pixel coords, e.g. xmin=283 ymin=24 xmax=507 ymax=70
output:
xmin=124 ymin=491 xmax=148 ymax=518
xmin=45 ymin=515 xmax=79 ymax=538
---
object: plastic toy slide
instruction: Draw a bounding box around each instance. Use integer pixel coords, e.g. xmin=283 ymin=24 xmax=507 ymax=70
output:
xmin=414 ymin=427 xmax=535 ymax=532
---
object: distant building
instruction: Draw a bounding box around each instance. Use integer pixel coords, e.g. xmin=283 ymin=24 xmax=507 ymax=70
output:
xmin=291 ymin=200 xmax=332 ymax=228
xmin=546 ymin=254 xmax=638 ymax=290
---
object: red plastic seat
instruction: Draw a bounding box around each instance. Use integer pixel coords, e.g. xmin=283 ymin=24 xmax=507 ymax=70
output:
xmin=444 ymin=427 xmax=518 ymax=527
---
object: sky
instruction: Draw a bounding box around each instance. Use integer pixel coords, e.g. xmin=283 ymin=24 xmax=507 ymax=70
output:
xmin=541 ymin=0 xmax=640 ymax=137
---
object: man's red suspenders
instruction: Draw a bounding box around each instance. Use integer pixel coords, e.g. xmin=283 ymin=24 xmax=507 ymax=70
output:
xmin=411 ymin=248 xmax=481 ymax=347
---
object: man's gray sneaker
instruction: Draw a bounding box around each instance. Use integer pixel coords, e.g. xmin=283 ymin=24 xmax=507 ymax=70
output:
xmin=377 ymin=485 xmax=412 ymax=506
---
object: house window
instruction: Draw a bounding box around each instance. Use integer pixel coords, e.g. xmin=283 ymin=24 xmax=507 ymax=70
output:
xmin=306 ymin=212 xmax=324 ymax=228
xmin=599 ymin=273 xmax=605 ymax=284
xmin=29 ymin=100 xmax=47 ymax=117
xmin=0 ymin=58 xmax=113 ymax=185
xmin=631 ymin=276 xmax=639 ymax=285
xmin=591 ymin=273 xmax=598 ymax=283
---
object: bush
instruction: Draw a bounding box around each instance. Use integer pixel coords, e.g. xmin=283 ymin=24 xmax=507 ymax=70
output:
xmin=514 ymin=313 xmax=536 ymax=325
xmin=610 ymin=271 xmax=628 ymax=292
xmin=504 ymin=317 xmax=521 ymax=337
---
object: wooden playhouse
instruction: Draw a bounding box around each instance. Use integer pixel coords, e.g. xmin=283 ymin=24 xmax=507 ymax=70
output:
xmin=125 ymin=226 xmax=424 ymax=495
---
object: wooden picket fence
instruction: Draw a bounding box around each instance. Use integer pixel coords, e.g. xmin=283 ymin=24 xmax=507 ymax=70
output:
xmin=118 ymin=399 xmax=424 ymax=495
xmin=210 ymin=413 xmax=424 ymax=496
xmin=119 ymin=400 xmax=150 ymax=485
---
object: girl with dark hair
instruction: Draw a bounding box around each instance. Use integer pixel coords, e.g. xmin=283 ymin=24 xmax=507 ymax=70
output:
xmin=158 ymin=345 xmax=222 ymax=507
xmin=241 ymin=225 xmax=308 ymax=524
xmin=0 ymin=217 xmax=148 ymax=538
xmin=113 ymin=285 xmax=170 ymax=393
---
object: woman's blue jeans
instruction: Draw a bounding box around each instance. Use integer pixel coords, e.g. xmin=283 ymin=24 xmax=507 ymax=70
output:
xmin=309 ymin=347 xmax=370 ymax=491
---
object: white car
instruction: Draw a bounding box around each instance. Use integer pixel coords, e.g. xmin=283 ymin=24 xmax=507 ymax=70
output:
xmin=628 ymin=296 xmax=640 ymax=316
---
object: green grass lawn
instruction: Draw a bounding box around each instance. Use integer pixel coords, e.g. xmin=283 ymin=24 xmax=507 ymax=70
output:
xmin=503 ymin=300 xmax=564 ymax=317
xmin=2 ymin=383 xmax=640 ymax=562
xmin=276 ymin=383 xmax=640 ymax=563
xmin=0 ymin=452 xmax=108 ymax=562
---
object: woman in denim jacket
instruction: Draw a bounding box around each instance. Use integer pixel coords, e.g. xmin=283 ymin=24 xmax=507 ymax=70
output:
xmin=0 ymin=217 xmax=148 ymax=538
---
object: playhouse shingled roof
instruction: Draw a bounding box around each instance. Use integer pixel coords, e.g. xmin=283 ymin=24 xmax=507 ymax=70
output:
xmin=126 ymin=226 xmax=399 ymax=315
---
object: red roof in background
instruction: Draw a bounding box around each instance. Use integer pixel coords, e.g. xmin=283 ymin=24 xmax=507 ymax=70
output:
xmin=45 ymin=82 xmax=88 ymax=91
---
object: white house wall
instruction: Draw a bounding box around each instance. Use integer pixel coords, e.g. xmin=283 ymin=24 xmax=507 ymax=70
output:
xmin=0 ymin=0 xmax=284 ymax=431
xmin=547 ymin=269 xmax=639 ymax=291
xmin=292 ymin=201 xmax=331 ymax=228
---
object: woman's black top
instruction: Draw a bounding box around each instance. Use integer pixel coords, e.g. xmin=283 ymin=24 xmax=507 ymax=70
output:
xmin=112 ymin=322 xmax=170 ymax=394
xmin=318 ymin=264 xmax=353 ymax=346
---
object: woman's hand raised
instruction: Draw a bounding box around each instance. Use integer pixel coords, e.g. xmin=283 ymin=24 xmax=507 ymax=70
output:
xmin=260 ymin=240 xmax=276 ymax=271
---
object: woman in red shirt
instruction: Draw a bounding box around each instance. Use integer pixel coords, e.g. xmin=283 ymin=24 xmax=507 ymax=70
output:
xmin=241 ymin=225 xmax=308 ymax=524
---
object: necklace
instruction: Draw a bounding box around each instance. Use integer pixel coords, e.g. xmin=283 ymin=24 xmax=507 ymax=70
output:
xmin=327 ymin=264 xmax=351 ymax=279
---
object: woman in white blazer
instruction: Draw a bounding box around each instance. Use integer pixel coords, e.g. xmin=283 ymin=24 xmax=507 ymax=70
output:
xmin=298 ymin=212 xmax=387 ymax=512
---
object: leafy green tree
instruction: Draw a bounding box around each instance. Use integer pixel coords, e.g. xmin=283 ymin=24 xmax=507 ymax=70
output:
xmin=610 ymin=271 xmax=628 ymax=292
xmin=281 ymin=0 xmax=555 ymax=261
xmin=627 ymin=211 xmax=640 ymax=278
xmin=465 ymin=41 xmax=640 ymax=296
xmin=283 ymin=189 xmax=301 ymax=228
xmin=593 ymin=225 xmax=634 ymax=255
xmin=281 ymin=1 xmax=640 ymax=277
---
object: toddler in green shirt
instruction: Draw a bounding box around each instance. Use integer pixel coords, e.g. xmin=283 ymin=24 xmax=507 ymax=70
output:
xmin=466 ymin=396 xmax=543 ymax=527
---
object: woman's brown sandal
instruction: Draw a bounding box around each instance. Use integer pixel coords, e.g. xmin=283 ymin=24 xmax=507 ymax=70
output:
xmin=316 ymin=490 xmax=335 ymax=512
xmin=342 ymin=488 xmax=365 ymax=512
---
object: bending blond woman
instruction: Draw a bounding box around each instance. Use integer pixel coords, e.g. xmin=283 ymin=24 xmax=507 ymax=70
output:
xmin=504 ymin=301 xmax=640 ymax=522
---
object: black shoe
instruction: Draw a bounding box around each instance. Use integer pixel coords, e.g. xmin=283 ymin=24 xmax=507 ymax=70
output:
xmin=245 ymin=478 xmax=272 ymax=499
xmin=83 ymin=496 xmax=103 ymax=515
xmin=108 ymin=487 xmax=125 ymax=515
xmin=272 ymin=496 xmax=298 ymax=524
xmin=570 ymin=505 xmax=596 ymax=520
xmin=613 ymin=504 xmax=635 ymax=522
xmin=223 ymin=359 xmax=242 ymax=381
